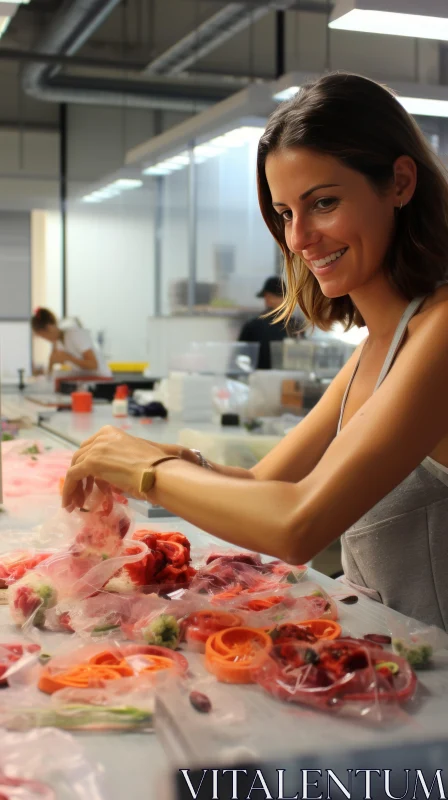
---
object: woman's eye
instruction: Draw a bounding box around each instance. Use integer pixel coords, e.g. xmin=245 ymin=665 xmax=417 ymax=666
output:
xmin=314 ymin=197 xmax=338 ymax=211
xmin=280 ymin=209 xmax=293 ymax=222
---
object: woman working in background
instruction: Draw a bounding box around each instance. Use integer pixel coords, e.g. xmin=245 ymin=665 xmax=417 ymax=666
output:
xmin=31 ymin=308 xmax=111 ymax=377
xmin=62 ymin=73 xmax=448 ymax=631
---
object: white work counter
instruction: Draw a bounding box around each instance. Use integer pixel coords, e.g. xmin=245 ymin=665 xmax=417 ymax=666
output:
xmin=2 ymin=415 xmax=448 ymax=796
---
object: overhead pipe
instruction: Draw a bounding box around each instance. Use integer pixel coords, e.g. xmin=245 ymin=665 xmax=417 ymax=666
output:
xmin=145 ymin=1 xmax=298 ymax=76
xmin=22 ymin=0 xmax=232 ymax=112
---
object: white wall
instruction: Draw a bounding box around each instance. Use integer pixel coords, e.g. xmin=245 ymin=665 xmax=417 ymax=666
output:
xmin=66 ymin=205 xmax=155 ymax=363
xmin=31 ymin=210 xmax=63 ymax=369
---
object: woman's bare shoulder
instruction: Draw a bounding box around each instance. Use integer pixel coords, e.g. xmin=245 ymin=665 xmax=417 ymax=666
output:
xmin=409 ymin=284 xmax=448 ymax=334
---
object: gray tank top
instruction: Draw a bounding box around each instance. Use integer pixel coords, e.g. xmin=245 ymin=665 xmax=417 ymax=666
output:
xmin=339 ymin=296 xmax=448 ymax=630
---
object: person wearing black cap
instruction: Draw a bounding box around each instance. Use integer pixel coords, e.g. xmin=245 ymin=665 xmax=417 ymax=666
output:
xmin=238 ymin=276 xmax=290 ymax=369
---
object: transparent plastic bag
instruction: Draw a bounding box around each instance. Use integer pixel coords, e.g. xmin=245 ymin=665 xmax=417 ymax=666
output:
xmin=355 ymin=610 xmax=448 ymax=671
xmin=188 ymin=550 xmax=307 ymax=597
xmin=252 ymin=636 xmax=418 ymax=723
xmin=0 ymin=641 xmax=41 ymax=687
xmin=0 ymin=550 xmax=56 ymax=588
xmin=7 ymin=542 xmax=148 ymax=629
xmin=0 ymin=728 xmax=105 ymax=797
xmin=2 ymin=440 xmax=73 ymax=499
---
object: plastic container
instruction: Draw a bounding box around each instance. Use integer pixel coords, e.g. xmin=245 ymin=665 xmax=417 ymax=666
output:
xmin=71 ymin=391 xmax=92 ymax=413
xmin=112 ymin=384 xmax=128 ymax=418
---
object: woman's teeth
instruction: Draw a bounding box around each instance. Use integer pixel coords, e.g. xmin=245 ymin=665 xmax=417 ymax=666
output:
xmin=311 ymin=248 xmax=348 ymax=269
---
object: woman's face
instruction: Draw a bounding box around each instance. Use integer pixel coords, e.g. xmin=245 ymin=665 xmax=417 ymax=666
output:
xmin=36 ymin=324 xmax=59 ymax=343
xmin=265 ymin=147 xmax=397 ymax=298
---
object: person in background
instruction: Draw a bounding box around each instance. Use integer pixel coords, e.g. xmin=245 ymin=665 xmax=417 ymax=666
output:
xmin=238 ymin=276 xmax=290 ymax=369
xmin=31 ymin=308 xmax=111 ymax=377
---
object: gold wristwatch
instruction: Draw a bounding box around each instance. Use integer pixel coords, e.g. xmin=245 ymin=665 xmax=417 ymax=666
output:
xmin=139 ymin=456 xmax=181 ymax=494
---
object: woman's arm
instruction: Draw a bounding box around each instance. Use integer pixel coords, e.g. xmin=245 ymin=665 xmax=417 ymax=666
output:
xmin=62 ymin=303 xmax=448 ymax=563
xmin=124 ymin=343 xmax=364 ymax=483
xmin=64 ymin=348 xmax=98 ymax=371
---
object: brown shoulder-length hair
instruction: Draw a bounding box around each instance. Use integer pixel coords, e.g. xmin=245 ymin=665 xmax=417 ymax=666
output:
xmin=257 ymin=71 xmax=448 ymax=330
xmin=31 ymin=307 xmax=57 ymax=333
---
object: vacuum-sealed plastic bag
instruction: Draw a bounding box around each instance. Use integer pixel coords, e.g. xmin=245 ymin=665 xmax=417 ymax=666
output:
xmin=0 ymin=728 xmax=105 ymax=797
xmin=253 ymin=636 xmax=418 ymax=723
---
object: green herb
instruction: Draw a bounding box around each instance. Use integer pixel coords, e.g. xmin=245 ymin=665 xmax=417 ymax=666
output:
xmin=92 ymin=623 xmax=120 ymax=634
xmin=20 ymin=445 xmax=40 ymax=456
xmin=392 ymin=639 xmax=433 ymax=670
xmin=2 ymin=704 xmax=153 ymax=731
xmin=143 ymin=614 xmax=180 ymax=649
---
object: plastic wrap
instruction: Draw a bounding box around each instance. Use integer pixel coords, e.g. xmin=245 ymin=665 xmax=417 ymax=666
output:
xmin=189 ymin=550 xmax=307 ymax=596
xmin=253 ymin=636 xmax=418 ymax=723
xmin=0 ymin=728 xmax=105 ymax=798
xmin=0 ymin=551 xmax=56 ymax=588
xmin=2 ymin=440 xmax=72 ymax=499
xmin=357 ymin=610 xmax=448 ymax=670
xmin=0 ymin=642 xmax=188 ymax=732
xmin=6 ymin=490 xmax=151 ymax=629
xmin=0 ymin=642 xmax=41 ymax=686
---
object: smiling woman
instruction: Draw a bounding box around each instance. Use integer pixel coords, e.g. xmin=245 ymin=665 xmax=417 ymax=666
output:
xmin=257 ymin=72 xmax=448 ymax=330
xmin=62 ymin=72 xmax=448 ymax=631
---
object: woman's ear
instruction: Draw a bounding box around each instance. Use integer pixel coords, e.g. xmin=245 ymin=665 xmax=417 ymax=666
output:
xmin=393 ymin=155 xmax=417 ymax=209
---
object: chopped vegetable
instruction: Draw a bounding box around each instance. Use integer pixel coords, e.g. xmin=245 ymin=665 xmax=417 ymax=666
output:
xmin=141 ymin=614 xmax=180 ymax=649
xmin=392 ymin=638 xmax=433 ymax=669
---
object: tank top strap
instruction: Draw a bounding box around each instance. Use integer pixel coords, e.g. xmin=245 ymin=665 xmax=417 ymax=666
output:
xmin=374 ymin=295 xmax=427 ymax=390
xmin=337 ymin=353 xmax=362 ymax=434
xmin=337 ymin=295 xmax=427 ymax=435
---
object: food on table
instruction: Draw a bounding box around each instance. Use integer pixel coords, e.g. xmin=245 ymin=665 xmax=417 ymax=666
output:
xmin=0 ymin=642 xmax=41 ymax=686
xmin=181 ymin=610 xmax=242 ymax=652
xmin=392 ymin=638 xmax=433 ymax=669
xmin=139 ymin=614 xmax=180 ymax=649
xmin=8 ymin=573 xmax=58 ymax=627
xmin=268 ymin=619 xmax=341 ymax=644
xmin=254 ymin=637 xmax=417 ymax=714
xmin=0 ymin=552 xmax=54 ymax=589
xmin=189 ymin=691 xmax=212 ymax=714
xmin=38 ymin=644 xmax=187 ymax=694
xmin=205 ymin=626 xmax=272 ymax=684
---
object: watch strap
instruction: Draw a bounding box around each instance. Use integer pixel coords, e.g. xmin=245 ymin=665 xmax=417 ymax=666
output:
xmin=139 ymin=456 xmax=180 ymax=494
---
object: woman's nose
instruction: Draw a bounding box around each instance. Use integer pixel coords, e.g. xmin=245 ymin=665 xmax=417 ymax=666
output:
xmin=288 ymin=214 xmax=320 ymax=255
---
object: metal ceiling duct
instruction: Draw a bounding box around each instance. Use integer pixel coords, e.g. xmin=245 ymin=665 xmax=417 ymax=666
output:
xmin=145 ymin=0 xmax=299 ymax=76
xmin=21 ymin=0 xmax=233 ymax=111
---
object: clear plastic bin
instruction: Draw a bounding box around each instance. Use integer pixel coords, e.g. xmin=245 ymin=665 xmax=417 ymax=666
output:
xmin=169 ymin=342 xmax=260 ymax=376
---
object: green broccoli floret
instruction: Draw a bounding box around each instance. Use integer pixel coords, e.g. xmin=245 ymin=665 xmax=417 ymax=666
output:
xmin=142 ymin=614 xmax=180 ymax=649
xmin=392 ymin=638 xmax=433 ymax=669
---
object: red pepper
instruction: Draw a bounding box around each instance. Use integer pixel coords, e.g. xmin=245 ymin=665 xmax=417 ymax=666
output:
xmin=254 ymin=637 xmax=417 ymax=713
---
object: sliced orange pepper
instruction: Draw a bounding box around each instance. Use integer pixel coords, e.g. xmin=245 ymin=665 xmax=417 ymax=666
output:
xmin=39 ymin=662 xmax=133 ymax=694
xmin=205 ymin=626 xmax=272 ymax=684
xmin=137 ymin=654 xmax=178 ymax=674
xmin=293 ymin=619 xmax=341 ymax=640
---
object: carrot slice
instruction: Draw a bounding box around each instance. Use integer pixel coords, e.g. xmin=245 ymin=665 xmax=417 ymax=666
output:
xmin=205 ymin=627 xmax=272 ymax=684
xmin=39 ymin=662 xmax=133 ymax=694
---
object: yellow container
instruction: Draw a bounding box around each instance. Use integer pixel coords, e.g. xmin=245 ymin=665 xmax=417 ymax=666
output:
xmin=108 ymin=362 xmax=149 ymax=373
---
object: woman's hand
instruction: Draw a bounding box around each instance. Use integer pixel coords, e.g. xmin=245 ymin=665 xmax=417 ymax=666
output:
xmin=62 ymin=425 xmax=166 ymax=511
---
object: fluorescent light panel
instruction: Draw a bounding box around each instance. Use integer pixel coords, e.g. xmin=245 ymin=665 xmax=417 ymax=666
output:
xmin=398 ymin=96 xmax=448 ymax=118
xmin=329 ymin=2 xmax=448 ymax=40
xmin=0 ymin=15 xmax=10 ymax=36
xmin=82 ymin=178 xmax=142 ymax=204
xmin=142 ymin=126 xmax=265 ymax=177
xmin=272 ymin=76 xmax=448 ymax=118
xmin=273 ymin=85 xmax=300 ymax=102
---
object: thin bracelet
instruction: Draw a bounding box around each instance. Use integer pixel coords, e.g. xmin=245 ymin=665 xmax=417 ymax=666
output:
xmin=139 ymin=456 xmax=181 ymax=494
xmin=190 ymin=448 xmax=213 ymax=470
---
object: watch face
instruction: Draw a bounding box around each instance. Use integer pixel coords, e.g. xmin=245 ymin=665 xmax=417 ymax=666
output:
xmin=140 ymin=468 xmax=155 ymax=494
